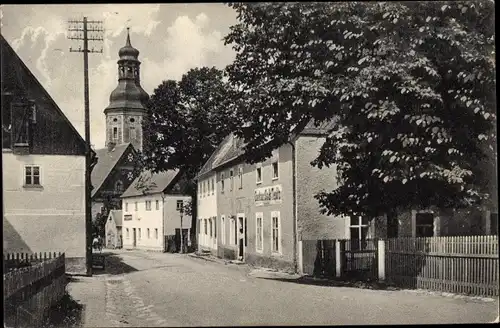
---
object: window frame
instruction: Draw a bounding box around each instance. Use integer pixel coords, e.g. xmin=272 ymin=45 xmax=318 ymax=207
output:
xmin=238 ymin=166 xmax=243 ymax=189
xmin=230 ymin=169 xmax=234 ymax=191
xmin=271 ymin=211 xmax=281 ymax=254
xmin=155 ymin=228 xmax=159 ymax=239
xmin=255 ymin=212 xmax=264 ymax=253
xmin=349 ymin=216 xmax=369 ymax=250
xmin=415 ymin=211 xmax=435 ymax=238
xmin=145 ymin=200 xmax=152 ymax=211
xmin=272 ymin=161 xmax=279 ymax=180
xmin=126 ymin=228 xmax=129 ymax=238
xmin=24 ymin=165 xmax=41 ymax=187
xmin=221 ymin=215 xmax=226 ymax=245
xmin=176 ymin=200 xmax=184 ymax=211
xmin=134 ymin=202 xmax=138 ymax=211
xmin=147 ymin=228 xmax=150 ymax=239
xmin=204 ymin=219 xmax=208 ymax=235
xmin=256 ymin=165 xmax=262 ymax=184
xmin=220 ymin=172 xmax=225 ymax=194
xmin=155 ymin=199 xmax=160 ymax=210
xmin=113 ymin=127 xmax=118 ymax=140
xmin=125 ymin=202 xmax=128 ymax=212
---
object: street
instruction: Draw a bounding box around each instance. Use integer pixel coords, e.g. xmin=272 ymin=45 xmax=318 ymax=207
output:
xmin=68 ymin=250 xmax=498 ymax=327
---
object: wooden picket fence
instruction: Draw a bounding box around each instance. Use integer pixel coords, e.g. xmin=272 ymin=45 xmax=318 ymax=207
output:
xmin=3 ymin=252 xmax=66 ymax=327
xmin=385 ymin=236 xmax=499 ymax=297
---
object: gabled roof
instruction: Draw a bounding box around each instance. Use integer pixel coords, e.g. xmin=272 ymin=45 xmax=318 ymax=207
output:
xmin=121 ymin=169 xmax=181 ymax=198
xmin=1 ymin=34 xmax=89 ymax=156
xmin=91 ymin=143 xmax=135 ymax=197
xmin=108 ymin=210 xmax=122 ymax=226
xmin=196 ymin=118 xmax=337 ymax=179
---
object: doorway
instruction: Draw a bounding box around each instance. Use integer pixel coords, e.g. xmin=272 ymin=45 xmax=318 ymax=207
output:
xmin=237 ymin=215 xmax=246 ymax=261
xmin=132 ymin=228 xmax=137 ymax=247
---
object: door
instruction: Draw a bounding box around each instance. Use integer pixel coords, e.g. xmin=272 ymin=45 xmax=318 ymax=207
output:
xmin=132 ymin=228 xmax=137 ymax=247
xmin=238 ymin=215 xmax=245 ymax=260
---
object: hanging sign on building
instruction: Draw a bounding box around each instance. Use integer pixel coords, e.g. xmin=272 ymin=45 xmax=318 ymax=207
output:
xmin=255 ymin=185 xmax=282 ymax=207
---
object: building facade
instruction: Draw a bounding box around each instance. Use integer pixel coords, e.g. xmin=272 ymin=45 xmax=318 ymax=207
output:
xmin=196 ymin=122 xmax=342 ymax=272
xmin=105 ymin=210 xmax=122 ymax=249
xmin=1 ymin=34 xmax=89 ymax=274
xmin=121 ymin=170 xmax=192 ymax=252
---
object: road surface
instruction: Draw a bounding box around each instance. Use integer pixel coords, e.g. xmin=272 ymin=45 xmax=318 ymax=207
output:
xmin=87 ymin=249 xmax=498 ymax=326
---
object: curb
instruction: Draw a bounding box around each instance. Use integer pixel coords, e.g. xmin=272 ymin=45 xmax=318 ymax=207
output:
xmin=187 ymin=253 xmax=219 ymax=263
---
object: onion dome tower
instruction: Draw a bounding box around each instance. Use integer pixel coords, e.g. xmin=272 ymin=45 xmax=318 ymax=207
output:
xmin=104 ymin=28 xmax=149 ymax=152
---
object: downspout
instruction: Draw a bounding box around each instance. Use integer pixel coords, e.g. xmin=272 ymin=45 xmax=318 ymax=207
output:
xmin=161 ymin=193 xmax=166 ymax=252
xmin=287 ymin=140 xmax=298 ymax=273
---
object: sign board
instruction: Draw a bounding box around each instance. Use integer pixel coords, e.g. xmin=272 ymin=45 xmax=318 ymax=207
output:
xmin=124 ymin=214 xmax=132 ymax=221
xmin=255 ymin=185 xmax=282 ymax=207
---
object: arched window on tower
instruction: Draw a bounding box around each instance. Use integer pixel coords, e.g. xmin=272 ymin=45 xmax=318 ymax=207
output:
xmin=115 ymin=180 xmax=124 ymax=193
xmin=119 ymin=66 xmax=125 ymax=78
xmin=113 ymin=127 xmax=118 ymax=141
xmin=130 ymin=126 xmax=136 ymax=140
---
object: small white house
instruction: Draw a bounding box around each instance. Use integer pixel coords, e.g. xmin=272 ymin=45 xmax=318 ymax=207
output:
xmin=121 ymin=169 xmax=192 ymax=252
xmin=105 ymin=210 xmax=122 ymax=249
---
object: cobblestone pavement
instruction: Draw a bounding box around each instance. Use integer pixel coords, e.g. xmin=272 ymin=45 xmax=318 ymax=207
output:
xmin=89 ymin=249 xmax=498 ymax=326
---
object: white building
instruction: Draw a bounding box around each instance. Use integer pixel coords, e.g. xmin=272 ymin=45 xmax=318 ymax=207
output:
xmin=1 ymin=34 xmax=89 ymax=274
xmin=105 ymin=210 xmax=122 ymax=249
xmin=197 ymin=171 xmax=218 ymax=253
xmin=121 ymin=169 xmax=192 ymax=252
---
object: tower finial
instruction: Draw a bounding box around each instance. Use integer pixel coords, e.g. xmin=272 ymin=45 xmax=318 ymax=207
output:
xmin=126 ymin=27 xmax=131 ymax=47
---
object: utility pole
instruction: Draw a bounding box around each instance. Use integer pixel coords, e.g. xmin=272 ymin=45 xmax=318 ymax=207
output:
xmin=67 ymin=17 xmax=104 ymax=276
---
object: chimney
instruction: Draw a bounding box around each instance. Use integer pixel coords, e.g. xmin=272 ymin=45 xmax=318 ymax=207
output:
xmin=107 ymin=142 xmax=116 ymax=152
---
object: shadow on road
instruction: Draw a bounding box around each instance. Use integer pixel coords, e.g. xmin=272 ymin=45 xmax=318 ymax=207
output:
xmin=92 ymin=252 xmax=139 ymax=276
xmin=258 ymin=276 xmax=401 ymax=291
xmin=42 ymin=292 xmax=84 ymax=328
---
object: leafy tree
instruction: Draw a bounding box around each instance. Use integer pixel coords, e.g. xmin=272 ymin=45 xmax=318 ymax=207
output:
xmin=224 ymin=1 xmax=496 ymax=237
xmin=138 ymin=67 xmax=238 ymax=239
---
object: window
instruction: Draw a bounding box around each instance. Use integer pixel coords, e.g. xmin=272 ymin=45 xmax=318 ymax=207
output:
xmin=145 ymin=200 xmax=152 ymax=211
xmin=125 ymin=202 xmax=128 ymax=212
xmin=415 ymin=212 xmax=434 ymax=237
xmin=147 ymin=228 xmax=150 ymax=239
xmin=220 ymin=173 xmax=225 ymax=193
xmin=256 ymin=213 xmax=263 ymax=252
xmin=24 ymin=165 xmax=41 ymax=186
xmin=115 ymin=180 xmax=124 ymax=193
xmin=155 ymin=228 xmax=158 ymax=239
xmin=230 ymin=169 xmax=234 ymax=191
xmin=135 ymin=202 xmax=138 ymax=211
xmin=491 ymin=213 xmax=498 ymax=235
xmin=126 ymin=228 xmax=129 ymax=238
xmin=271 ymin=211 xmax=281 ymax=253
xmin=176 ymin=200 xmax=184 ymax=211
xmin=138 ymin=228 xmax=141 ymax=240
xmin=272 ymin=161 xmax=279 ymax=180
xmin=203 ymin=180 xmax=206 ymax=196
xmin=238 ymin=166 xmax=243 ymax=189
xmin=211 ymin=178 xmax=215 ymax=195
xmin=256 ymin=166 xmax=262 ymax=184
xmin=130 ymin=126 xmax=136 ymax=140
xmin=155 ymin=200 xmax=159 ymax=210
xmin=214 ymin=216 xmax=217 ymax=239
xmin=221 ymin=216 xmax=225 ymax=244
xmin=209 ymin=219 xmax=213 ymax=237
xmin=1 ymin=92 xmax=13 ymax=149
xmin=204 ymin=219 xmax=208 ymax=235
xmin=229 ymin=218 xmax=235 ymax=245
xmin=113 ymin=127 xmax=118 ymax=140
xmin=350 ymin=216 xmax=369 ymax=250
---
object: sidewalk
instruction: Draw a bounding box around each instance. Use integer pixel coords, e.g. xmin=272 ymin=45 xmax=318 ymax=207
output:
xmin=66 ymin=274 xmax=112 ymax=328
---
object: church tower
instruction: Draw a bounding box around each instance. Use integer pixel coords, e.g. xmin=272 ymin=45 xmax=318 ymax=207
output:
xmin=104 ymin=28 xmax=149 ymax=152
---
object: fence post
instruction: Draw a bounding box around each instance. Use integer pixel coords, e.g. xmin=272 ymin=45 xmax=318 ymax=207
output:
xmin=378 ymin=239 xmax=385 ymax=281
xmin=335 ymin=240 xmax=342 ymax=278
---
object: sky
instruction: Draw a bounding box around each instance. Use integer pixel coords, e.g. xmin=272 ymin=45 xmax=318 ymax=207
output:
xmin=0 ymin=4 xmax=238 ymax=149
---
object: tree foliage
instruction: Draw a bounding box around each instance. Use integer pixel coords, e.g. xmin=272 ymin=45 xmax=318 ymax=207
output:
xmin=140 ymin=67 xmax=237 ymax=181
xmin=224 ymin=1 xmax=496 ymax=233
